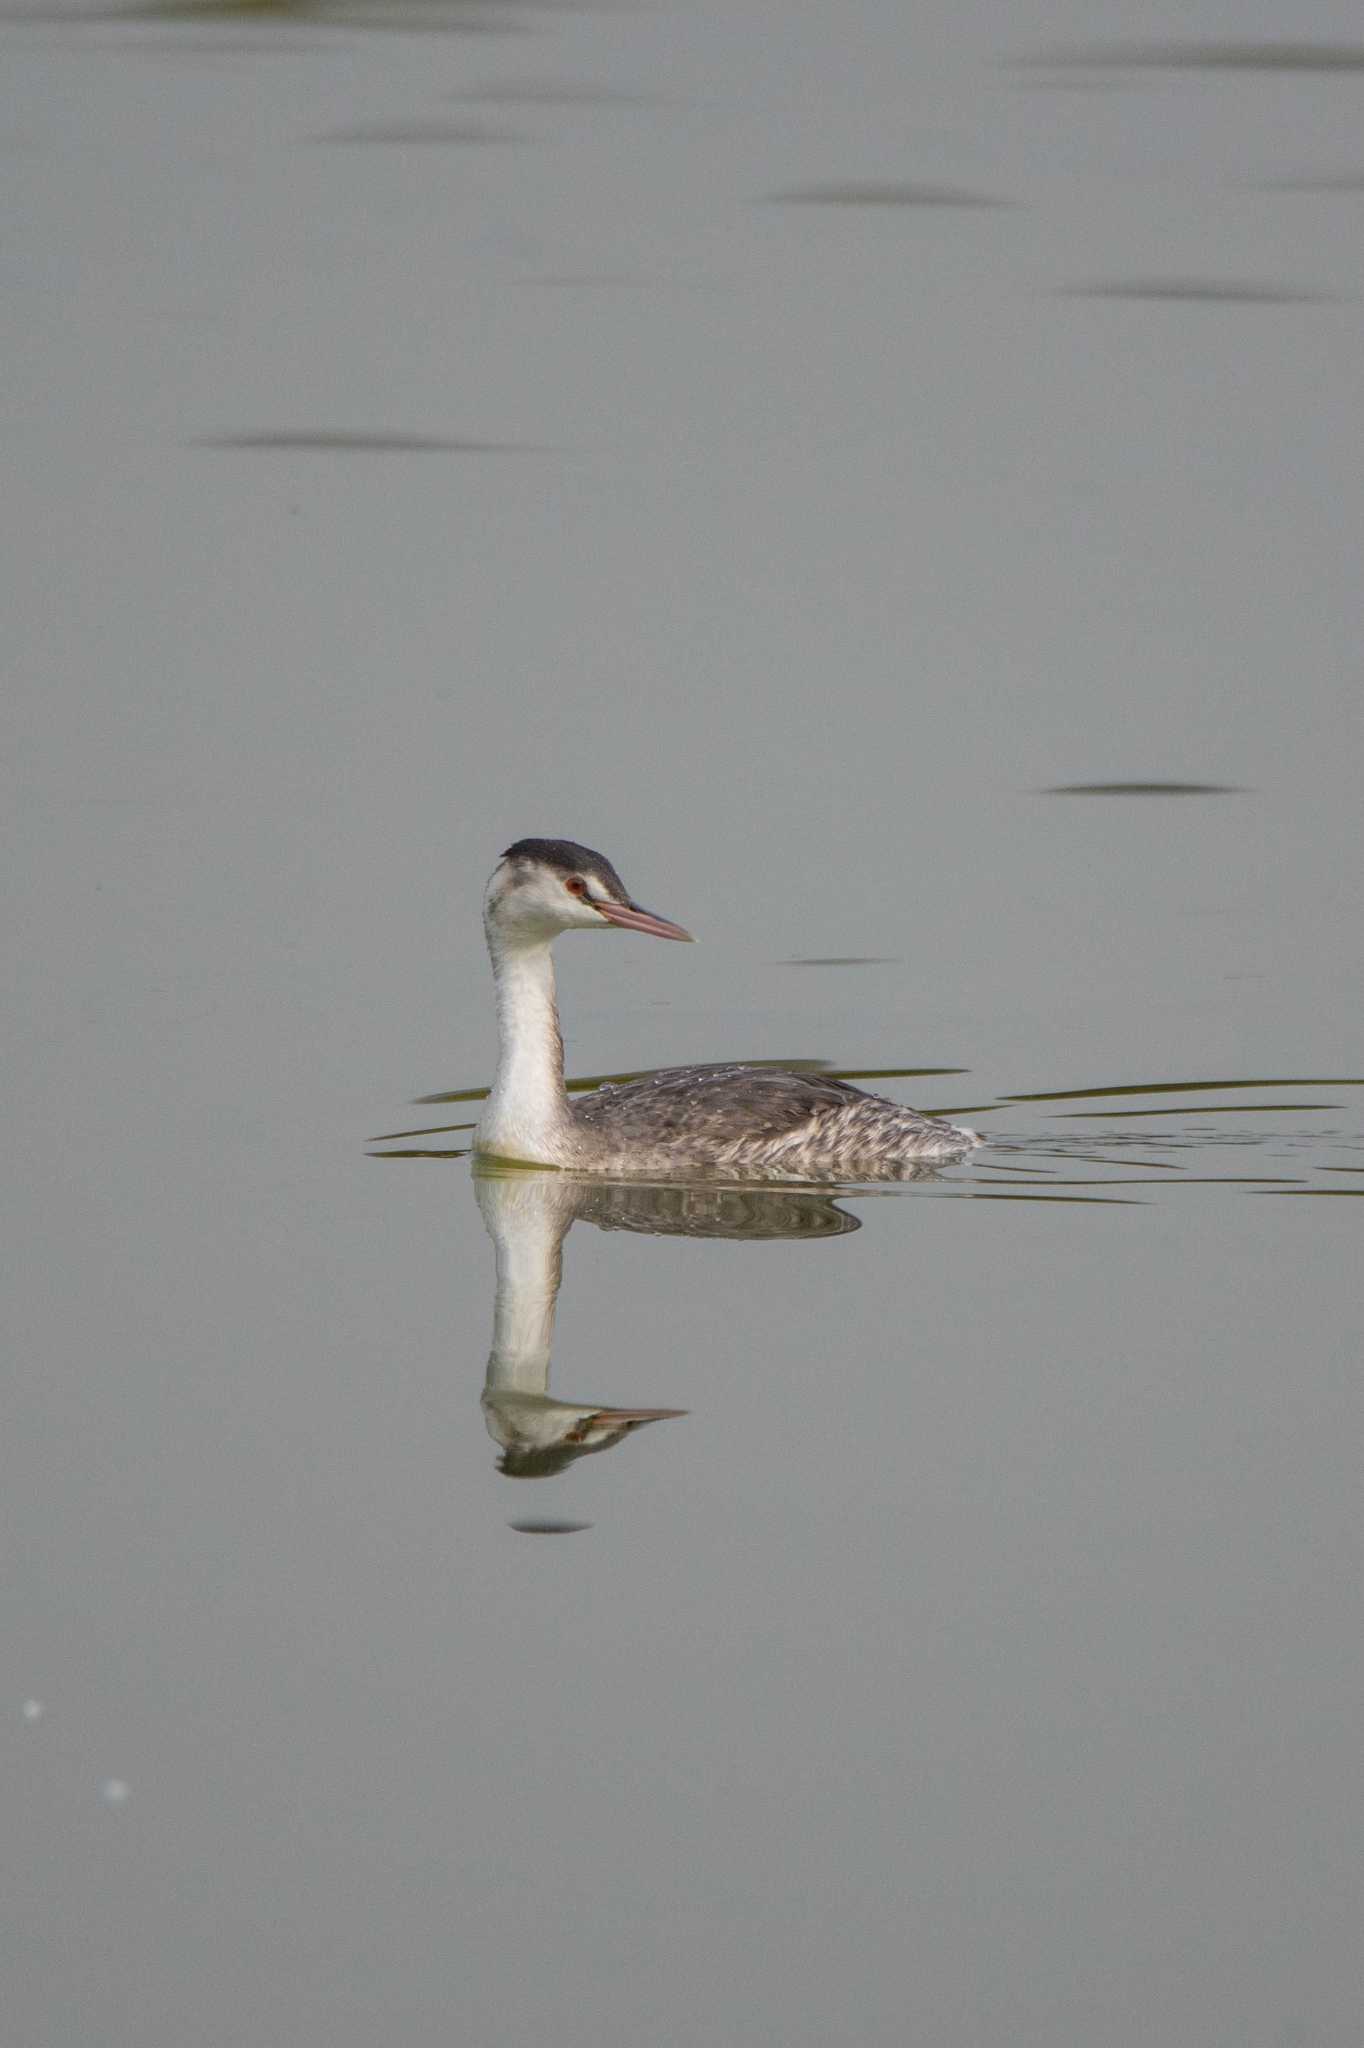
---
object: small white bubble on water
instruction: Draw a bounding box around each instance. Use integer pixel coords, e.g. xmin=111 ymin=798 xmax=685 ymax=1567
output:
xmin=100 ymin=1778 xmax=130 ymax=1806
xmin=22 ymin=1699 xmax=44 ymax=1722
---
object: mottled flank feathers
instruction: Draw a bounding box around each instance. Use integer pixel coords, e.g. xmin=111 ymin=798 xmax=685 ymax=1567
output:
xmin=570 ymin=1063 xmax=978 ymax=1177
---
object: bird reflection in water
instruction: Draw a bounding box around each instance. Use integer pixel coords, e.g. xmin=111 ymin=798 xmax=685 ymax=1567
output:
xmin=475 ymin=1165 xmax=872 ymax=1479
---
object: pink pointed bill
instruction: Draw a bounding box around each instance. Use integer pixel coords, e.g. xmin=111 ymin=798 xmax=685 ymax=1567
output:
xmin=590 ymin=1406 xmax=689 ymax=1425
xmin=594 ymin=899 xmax=694 ymax=941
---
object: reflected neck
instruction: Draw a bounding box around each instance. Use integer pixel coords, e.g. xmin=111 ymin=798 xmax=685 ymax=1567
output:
xmin=477 ymin=929 xmax=574 ymax=1163
xmin=476 ymin=1175 xmax=568 ymax=1395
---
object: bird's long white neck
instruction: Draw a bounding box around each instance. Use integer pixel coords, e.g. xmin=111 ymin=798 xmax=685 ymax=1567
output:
xmin=476 ymin=929 xmax=575 ymax=1164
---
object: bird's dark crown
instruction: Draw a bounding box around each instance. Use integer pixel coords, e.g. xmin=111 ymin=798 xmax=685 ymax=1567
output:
xmin=500 ymin=838 xmax=629 ymax=900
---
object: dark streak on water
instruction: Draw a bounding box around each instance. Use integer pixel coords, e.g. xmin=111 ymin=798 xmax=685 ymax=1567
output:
xmin=1013 ymin=79 xmax=1143 ymax=93
xmin=1040 ymin=781 xmax=1248 ymax=795
xmin=12 ymin=1 xmax=530 ymax=29
xmin=508 ymin=1520 xmax=594 ymax=1535
xmin=367 ymin=1147 xmax=471 ymax=1159
xmin=191 ymin=433 xmax=530 ymax=453
xmin=1009 ymin=1078 xmax=1364 ymax=1101
xmin=1058 ymin=282 xmax=1333 ymax=303
xmin=767 ymin=183 xmax=1014 ymax=209
xmin=1255 ymin=175 xmax=1364 ymax=192
xmin=454 ymin=83 xmax=668 ymax=106
xmin=1014 ymin=42 xmax=1364 ymax=74
xmin=1040 ymin=1154 xmax=1178 ymax=1168
xmin=368 ymin=1121 xmax=477 ymax=1141
xmin=836 ymin=1068 xmax=967 ymax=1082
xmin=1057 ymin=1103 xmax=1340 ymax=1117
xmin=310 ymin=120 xmax=518 ymax=146
xmin=775 ymin=957 xmax=898 ymax=968
xmin=981 ymin=1177 xmax=1167 ymax=1187
xmin=78 ymin=34 xmax=339 ymax=50
xmin=515 ymin=275 xmax=651 ymax=289
xmin=968 ymin=1193 xmax=1146 ymax=1205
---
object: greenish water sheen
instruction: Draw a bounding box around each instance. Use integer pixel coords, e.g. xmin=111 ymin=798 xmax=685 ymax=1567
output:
xmin=9 ymin=7 xmax=1364 ymax=2047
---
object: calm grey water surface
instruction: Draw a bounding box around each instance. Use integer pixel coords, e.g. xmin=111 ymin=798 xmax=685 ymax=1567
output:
xmin=6 ymin=2 xmax=1363 ymax=2044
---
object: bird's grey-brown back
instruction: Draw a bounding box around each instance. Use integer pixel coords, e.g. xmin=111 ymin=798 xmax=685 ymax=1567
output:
xmin=475 ymin=838 xmax=981 ymax=1178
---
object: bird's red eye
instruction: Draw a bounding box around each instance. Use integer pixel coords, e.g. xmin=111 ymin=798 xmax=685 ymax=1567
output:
xmin=564 ymin=875 xmax=587 ymax=896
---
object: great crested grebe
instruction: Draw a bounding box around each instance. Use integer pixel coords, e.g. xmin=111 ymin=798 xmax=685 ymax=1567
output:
xmin=474 ymin=838 xmax=982 ymax=1178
